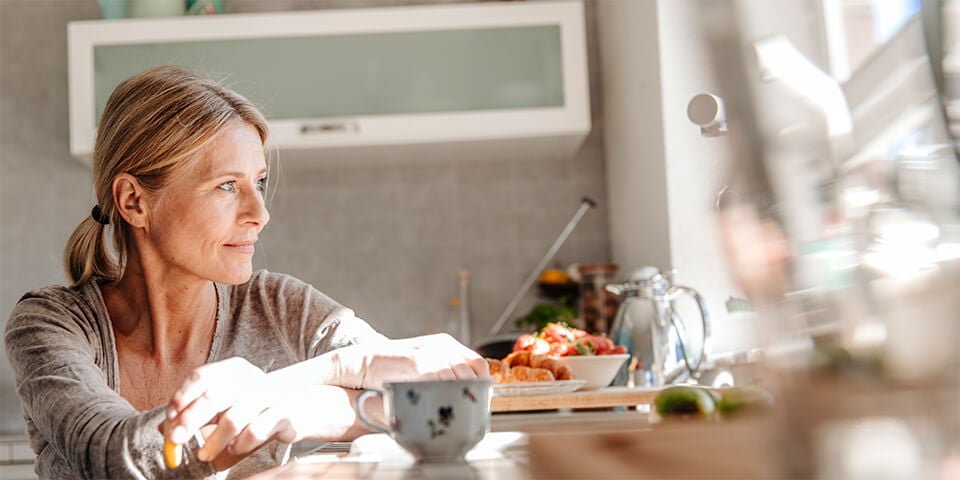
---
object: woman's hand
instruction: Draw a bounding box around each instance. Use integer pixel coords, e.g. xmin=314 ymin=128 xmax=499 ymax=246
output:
xmin=164 ymin=357 xmax=316 ymax=469
xmin=164 ymin=334 xmax=489 ymax=469
xmin=330 ymin=333 xmax=490 ymax=390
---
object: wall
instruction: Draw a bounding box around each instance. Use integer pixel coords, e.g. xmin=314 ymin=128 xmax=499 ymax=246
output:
xmin=597 ymin=0 xmax=829 ymax=353
xmin=0 ymin=0 xmax=609 ymax=434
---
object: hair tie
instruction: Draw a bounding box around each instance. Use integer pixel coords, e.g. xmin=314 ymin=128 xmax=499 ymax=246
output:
xmin=91 ymin=205 xmax=110 ymax=225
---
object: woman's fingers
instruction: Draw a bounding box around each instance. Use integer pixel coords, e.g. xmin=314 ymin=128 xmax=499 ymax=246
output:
xmin=230 ymin=408 xmax=287 ymax=456
xmin=468 ymin=356 xmax=491 ymax=378
xmin=356 ymin=334 xmax=493 ymax=387
xmin=442 ymin=336 xmax=489 ymax=378
xmin=169 ymin=364 xmax=232 ymax=417
xmin=418 ymin=333 xmax=487 ymax=376
xmin=168 ymin=363 xmax=225 ymax=416
xmin=450 ymin=362 xmax=478 ymax=379
xmin=165 ymin=358 xmax=263 ymax=445
xmin=168 ymin=389 xmax=236 ymax=445
xmin=435 ymin=368 xmax=458 ymax=381
xmin=197 ymin=398 xmax=269 ymax=461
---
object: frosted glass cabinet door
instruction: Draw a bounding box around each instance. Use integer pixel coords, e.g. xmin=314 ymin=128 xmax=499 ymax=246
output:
xmin=93 ymin=26 xmax=564 ymax=125
xmin=68 ymin=1 xmax=590 ymax=164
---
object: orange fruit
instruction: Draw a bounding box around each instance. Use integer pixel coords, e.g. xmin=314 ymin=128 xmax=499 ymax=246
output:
xmin=538 ymin=268 xmax=571 ymax=284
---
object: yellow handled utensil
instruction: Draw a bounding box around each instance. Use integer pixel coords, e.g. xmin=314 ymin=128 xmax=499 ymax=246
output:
xmin=163 ymin=421 xmax=206 ymax=469
xmin=164 ymin=438 xmax=182 ymax=469
xmin=163 ymin=420 xmax=182 ymax=468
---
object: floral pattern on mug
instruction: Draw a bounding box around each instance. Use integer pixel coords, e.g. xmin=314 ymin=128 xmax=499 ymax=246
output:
xmin=406 ymin=389 xmax=420 ymax=405
xmin=427 ymin=419 xmax=444 ymax=438
xmin=427 ymin=406 xmax=456 ymax=438
xmin=438 ymin=406 xmax=454 ymax=427
xmin=462 ymin=387 xmax=476 ymax=402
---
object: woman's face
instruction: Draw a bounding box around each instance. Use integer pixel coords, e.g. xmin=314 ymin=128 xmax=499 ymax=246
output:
xmin=145 ymin=123 xmax=269 ymax=285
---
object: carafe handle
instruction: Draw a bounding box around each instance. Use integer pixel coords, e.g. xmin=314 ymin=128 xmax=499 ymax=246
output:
xmin=666 ymin=285 xmax=711 ymax=376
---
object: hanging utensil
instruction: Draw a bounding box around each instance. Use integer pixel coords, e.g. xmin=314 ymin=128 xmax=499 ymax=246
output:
xmin=473 ymin=197 xmax=595 ymax=357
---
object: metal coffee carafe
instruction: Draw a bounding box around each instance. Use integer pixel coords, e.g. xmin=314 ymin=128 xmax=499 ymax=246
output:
xmin=608 ymin=267 xmax=711 ymax=387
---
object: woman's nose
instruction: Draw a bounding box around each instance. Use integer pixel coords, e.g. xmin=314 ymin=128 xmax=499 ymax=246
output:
xmin=242 ymin=189 xmax=270 ymax=227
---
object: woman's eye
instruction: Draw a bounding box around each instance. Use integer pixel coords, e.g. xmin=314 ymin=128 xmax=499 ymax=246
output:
xmin=256 ymin=177 xmax=268 ymax=193
xmin=218 ymin=181 xmax=237 ymax=193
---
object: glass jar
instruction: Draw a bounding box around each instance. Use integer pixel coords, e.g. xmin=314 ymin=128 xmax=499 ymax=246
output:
xmin=577 ymin=263 xmax=619 ymax=335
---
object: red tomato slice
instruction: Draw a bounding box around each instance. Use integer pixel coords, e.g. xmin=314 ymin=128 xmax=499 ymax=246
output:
xmin=531 ymin=338 xmax=551 ymax=355
xmin=540 ymin=323 xmax=575 ymax=344
xmin=610 ymin=345 xmax=628 ymax=355
xmin=591 ymin=335 xmax=614 ymax=355
xmin=513 ymin=334 xmax=536 ymax=352
xmin=548 ymin=341 xmax=574 ymax=357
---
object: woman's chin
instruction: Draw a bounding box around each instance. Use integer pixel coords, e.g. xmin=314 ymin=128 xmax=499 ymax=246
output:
xmin=218 ymin=267 xmax=254 ymax=285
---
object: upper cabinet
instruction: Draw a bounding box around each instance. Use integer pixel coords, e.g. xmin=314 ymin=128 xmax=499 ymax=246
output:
xmin=67 ymin=0 xmax=590 ymax=166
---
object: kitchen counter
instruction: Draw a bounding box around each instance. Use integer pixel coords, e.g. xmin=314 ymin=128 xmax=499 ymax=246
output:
xmin=254 ymin=410 xmax=779 ymax=480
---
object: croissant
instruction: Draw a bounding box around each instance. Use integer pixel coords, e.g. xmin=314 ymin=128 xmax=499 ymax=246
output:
xmin=507 ymin=365 xmax=555 ymax=382
xmin=502 ymin=350 xmax=573 ymax=381
xmin=502 ymin=350 xmax=530 ymax=369
xmin=486 ymin=358 xmax=507 ymax=383
xmin=529 ymin=355 xmax=573 ymax=381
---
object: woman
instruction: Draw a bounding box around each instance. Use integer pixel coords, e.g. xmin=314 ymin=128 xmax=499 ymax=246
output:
xmin=4 ymin=65 xmax=488 ymax=479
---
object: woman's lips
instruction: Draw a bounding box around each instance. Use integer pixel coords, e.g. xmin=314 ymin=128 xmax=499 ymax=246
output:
xmin=225 ymin=242 xmax=256 ymax=254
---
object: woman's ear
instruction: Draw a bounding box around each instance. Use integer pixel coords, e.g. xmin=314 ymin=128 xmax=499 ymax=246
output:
xmin=113 ymin=173 xmax=148 ymax=228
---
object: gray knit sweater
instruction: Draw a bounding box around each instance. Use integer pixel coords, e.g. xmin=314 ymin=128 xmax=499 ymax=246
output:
xmin=4 ymin=270 xmax=385 ymax=479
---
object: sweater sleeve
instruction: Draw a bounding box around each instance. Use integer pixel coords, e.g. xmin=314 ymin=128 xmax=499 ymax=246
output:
xmin=4 ymin=289 xmax=215 ymax=479
xmin=244 ymin=271 xmax=387 ymax=363
xmin=303 ymin=288 xmax=388 ymax=360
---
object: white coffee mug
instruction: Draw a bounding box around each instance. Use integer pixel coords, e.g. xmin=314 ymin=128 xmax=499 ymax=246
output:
xmin=355 ymin=378 xmax=492 ymax=464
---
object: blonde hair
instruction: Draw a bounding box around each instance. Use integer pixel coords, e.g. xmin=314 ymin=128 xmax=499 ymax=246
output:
xmin=64 ymin=65 xmax=269 ymax=286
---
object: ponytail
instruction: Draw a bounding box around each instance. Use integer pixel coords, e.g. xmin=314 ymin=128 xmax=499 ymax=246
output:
xmin=63 ymin=215 xmax=121 ymax=286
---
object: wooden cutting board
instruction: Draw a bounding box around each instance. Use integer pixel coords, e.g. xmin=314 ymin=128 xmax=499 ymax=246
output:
xmin=491 ymin=386 xmax=662 ymax=412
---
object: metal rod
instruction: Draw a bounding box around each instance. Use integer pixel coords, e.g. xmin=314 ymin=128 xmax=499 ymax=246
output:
xmin=487 ymin=197 xmax=595 ymax=336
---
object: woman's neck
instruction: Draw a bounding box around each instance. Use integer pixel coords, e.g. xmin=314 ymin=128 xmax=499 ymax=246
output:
xmin=104 ymin=258 xmax=218 ymax=364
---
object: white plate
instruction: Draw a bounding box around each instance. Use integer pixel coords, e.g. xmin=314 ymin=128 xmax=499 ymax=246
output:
xmin=492 ymin=379 xmax=587 ymax=397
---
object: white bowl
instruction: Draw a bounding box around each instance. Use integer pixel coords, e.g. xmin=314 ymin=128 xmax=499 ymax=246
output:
xmin=556 ymin=354 xmax=629 ymax=390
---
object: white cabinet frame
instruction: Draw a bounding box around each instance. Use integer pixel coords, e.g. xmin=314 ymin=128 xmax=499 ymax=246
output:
xmin=68 ymin=1 xmax=590 ymax=166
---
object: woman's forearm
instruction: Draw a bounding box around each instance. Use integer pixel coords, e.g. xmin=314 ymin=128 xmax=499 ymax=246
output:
xmin=269 ymin=334 xmax=488 ymax=392
xmin=268 ymin=351 xmax=342 ymax=386
xmin=291 ymin=385 xmax=382 ymax=442
xmin=267 ymin=343 xmax=375 ymax=389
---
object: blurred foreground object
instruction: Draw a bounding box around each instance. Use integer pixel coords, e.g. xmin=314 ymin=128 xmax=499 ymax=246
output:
xmin=698 ymin=0 xmax=960 ymax=478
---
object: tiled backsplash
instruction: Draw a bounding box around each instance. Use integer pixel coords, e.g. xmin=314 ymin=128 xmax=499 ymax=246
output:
xmin=260 ymin=145 xmax=610 ymax=341
xmin=0 ymin=0 xmax=608 ymax=434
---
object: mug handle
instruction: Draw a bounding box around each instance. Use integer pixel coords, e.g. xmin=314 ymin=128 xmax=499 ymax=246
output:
xmin=355 ymin=389 xmax=390 ymax=433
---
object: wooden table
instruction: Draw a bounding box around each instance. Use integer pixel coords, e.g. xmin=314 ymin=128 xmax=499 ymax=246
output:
xmin=250 ymin=412 xmax=779 ymax=480
xmin=248 ymin=431 xmax=532 ymax=480
xmin=248 ymin=387 xmax=777 ymax=479
xmin=248 ymin=388 xmax=664 ymax=479
xmin=249 ymin=410 xmax=655 ymax=480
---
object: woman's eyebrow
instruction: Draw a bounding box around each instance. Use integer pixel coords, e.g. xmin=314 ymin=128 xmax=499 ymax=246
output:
xmin=206 ymin=168 xmax=268 ymax=180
